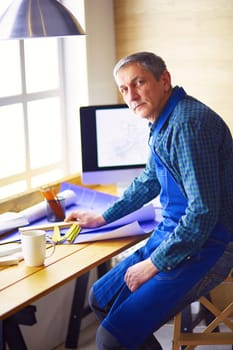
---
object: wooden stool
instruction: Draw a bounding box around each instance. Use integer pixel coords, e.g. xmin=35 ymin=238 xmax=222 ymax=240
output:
xmin=172 ymin=275 xmax=233 ymax=350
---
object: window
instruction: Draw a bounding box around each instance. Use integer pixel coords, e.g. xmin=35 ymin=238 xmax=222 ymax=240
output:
xmin=0 ymin=1 xmax=87 ymax=200
xmin=0 ymin=38 xmax=66 ymax=200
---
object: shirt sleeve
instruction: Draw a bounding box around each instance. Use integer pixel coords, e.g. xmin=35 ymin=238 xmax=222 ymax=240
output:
xmin=151 ymin=113 xmax=223 ymax=271
xmin=103 ymin=152 xmax=161 ymax=223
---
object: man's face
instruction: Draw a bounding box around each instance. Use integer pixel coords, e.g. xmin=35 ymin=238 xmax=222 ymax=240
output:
xmin=115 ymin=62 xmax=171 ymax=122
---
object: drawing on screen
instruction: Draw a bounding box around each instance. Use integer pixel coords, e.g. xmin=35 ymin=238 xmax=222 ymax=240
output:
xmin=96 ymin=108 xmax=149 ymax=167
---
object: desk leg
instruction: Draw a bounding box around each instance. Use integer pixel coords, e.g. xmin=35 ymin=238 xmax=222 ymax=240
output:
xmin=0 ymin=321 xmax=5 ymax=350
xmin=97 ymin=261 xmax=110 ymax=278
xmin=65 ymin=261 xmax=110 ymax=349
xmin=65 ymin=272 xmax=90 ymax=349
xmin=1 ymin=305 xmax=36 ymax=350
xmin=4 ymin=317 xmax=27 ymax=350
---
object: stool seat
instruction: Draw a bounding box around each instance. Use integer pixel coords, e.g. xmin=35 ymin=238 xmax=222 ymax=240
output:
xmin=172 ymin=275 xmax=233 ymax=350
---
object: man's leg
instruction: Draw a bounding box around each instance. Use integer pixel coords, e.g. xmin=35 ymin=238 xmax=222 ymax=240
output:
xmin=96 ymin=325 xmax=163 ymax=350
xmin=158 ymin=241 xmax=233 ymax=326
xmin=96 ymin=325 xmax=126 ymax=350
xmin=89 ymin=242 xmax=233 ymax=350
xmin=89 ymin=287 xmax=162 ymax=350
xmin=89 ymin=287 xmax=111 ymax=321
xmin=137 ymin=334 xmax=162 ymax=350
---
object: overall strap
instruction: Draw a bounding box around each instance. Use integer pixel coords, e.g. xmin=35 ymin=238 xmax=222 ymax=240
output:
xmin=151 ymin=86 xmax=186 ymax=140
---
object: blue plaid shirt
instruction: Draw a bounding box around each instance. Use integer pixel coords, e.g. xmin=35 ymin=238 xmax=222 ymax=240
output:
xmin=103 ymin=87 xmax=233 ymax=271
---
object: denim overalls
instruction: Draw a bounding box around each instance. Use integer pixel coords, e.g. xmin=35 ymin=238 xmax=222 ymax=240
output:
xmin=93 ymin=88 xmax=231 ymax=350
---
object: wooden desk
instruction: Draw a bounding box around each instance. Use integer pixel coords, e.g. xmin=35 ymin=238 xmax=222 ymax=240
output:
xmin=0 ymin=235 xmax=148 ymax=320
xmin=1 ymin=235 xmax=148 ymax=350
xmin=0 ymin=177 xmax=120 ymax=320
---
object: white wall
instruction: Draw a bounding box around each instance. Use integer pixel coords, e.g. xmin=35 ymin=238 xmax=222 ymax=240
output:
xmin=63 ymin=0 xmax=117 ymax=175
xmin=84 ymin=0 xmax=117 ymax=105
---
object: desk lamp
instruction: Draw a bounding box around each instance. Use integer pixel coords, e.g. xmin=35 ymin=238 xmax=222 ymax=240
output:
xmin=0 ymin=0 xmax=85 ymax=39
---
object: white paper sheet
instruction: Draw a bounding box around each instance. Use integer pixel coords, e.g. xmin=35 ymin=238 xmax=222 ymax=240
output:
xmin=0 ymin=190 xmax=77 ymax=235
xmin=82 ymin=203 xmax=156 ymax=234
xmin=0 ymin=212 xmax=29 ymax=234
xmin=75 ymin=221 xmax=146 ymax=243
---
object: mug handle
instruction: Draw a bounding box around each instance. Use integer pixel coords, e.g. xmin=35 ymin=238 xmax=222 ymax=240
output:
xmin=45 ymin=235 xmax=56 ymax=258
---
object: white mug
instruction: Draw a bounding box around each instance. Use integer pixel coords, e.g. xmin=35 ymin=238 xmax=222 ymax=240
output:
xmin=21 ymin=230 xmax=55 ymax=267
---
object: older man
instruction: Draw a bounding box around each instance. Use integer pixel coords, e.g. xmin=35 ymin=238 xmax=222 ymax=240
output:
xmin=66 ymin=52 xmax=233 ymax=350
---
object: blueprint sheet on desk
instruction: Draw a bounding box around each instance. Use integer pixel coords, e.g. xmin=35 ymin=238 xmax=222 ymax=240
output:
xmin=0 ymin=182 xmax=162 ymax=244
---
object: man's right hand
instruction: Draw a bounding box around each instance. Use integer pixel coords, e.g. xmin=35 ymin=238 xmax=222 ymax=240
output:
xmin=65 ymin=210 xmax=106 ymax=228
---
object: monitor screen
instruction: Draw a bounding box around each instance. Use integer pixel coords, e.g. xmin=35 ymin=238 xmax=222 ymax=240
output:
xmin=80 ymin=104 xmax=150 ymax=186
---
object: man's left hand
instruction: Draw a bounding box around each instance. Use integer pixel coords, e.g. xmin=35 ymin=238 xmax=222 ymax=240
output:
xmin=124 ymin=258 xmax=159 ymax=292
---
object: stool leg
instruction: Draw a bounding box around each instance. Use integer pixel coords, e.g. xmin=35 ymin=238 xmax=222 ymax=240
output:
xmin=173 ymin=313 xmax=182 ymax=350
xmin=181 ymin=305 xmax=194 ymax=350
xmin=181 ymin=305 xmax=193 ymax=332
xmin=201 ymin=294 xmax=219 ymax=332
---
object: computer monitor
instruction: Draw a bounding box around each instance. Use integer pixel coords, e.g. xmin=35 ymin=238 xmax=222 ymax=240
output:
xmin=80 ymin=103 xmax=150 ymax=187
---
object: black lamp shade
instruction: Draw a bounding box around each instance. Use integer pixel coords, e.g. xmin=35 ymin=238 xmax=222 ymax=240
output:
xmin=0 ymin=0 xmax=86 ymax=39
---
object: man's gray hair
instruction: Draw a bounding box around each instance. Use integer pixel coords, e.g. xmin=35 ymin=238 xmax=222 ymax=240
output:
xmin=113 ymin=52 xmax=167 ymax=80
